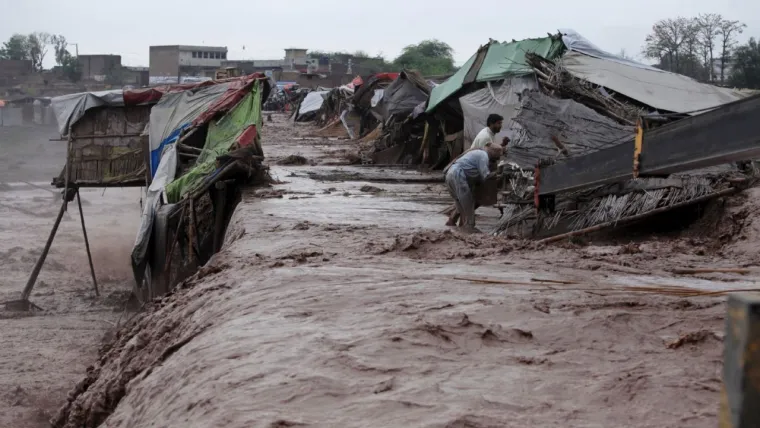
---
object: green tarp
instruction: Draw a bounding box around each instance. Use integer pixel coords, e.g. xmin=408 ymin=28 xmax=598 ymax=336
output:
xmin=426 ymin=36 xmax=564 ymax=113
xmin=165 ymin=80 xmax=263 ymax=202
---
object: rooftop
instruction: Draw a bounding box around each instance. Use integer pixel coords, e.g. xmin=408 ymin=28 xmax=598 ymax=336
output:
xmin=150 ymin=45 xmax=227 ymax=51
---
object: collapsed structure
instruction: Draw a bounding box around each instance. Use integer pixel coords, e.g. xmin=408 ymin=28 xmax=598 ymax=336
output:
xmin=420 ymin=30 xmax=756 ymax=239
xmin=23 ymin=75 xmax=273 ymax=306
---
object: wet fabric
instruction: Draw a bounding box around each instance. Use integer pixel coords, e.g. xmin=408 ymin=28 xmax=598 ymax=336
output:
xmin=459 ymin=77 xmax=538 ymax=148
xmin=427 ymin=36 xmax=563 ymax=113
xmin=448 ymin=149 xmax=490 ymax=183
xmin=445 ymin=166 xmax=475 ymax=228
xmin=165 ymin=80 xmax=263 ymax=203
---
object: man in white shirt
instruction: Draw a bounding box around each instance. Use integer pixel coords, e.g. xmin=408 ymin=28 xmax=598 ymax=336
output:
xmin=471 ymin=114 xmax=510 ymax=150
xmin=444 ymin=144 xmax=503 ymax=233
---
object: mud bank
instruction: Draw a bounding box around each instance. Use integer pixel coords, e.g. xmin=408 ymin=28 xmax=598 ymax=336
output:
xmin=52 ymin=115 xmax=759 ymax=428
xmin=0 ymin=126 xmax=140 ymax=428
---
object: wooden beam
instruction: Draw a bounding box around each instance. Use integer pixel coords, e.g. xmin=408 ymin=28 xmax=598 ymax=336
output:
xmin=721 ymin=293 xmax=760 ymax=428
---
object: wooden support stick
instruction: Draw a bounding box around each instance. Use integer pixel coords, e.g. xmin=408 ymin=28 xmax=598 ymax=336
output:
xmin=721 ymin=293 xmax=760 ymax=427
xmin=20 ymin=189 xmax=75 ymax=302
xmin=188 ymin=199 xmax=197 ymax=265
xmin=213 ymin=181 xmax=227 ymax=253
xmin=673 ymin=268 xmax=751 ymax=275
xmin=77 ymin=189 xmax=99 ymax=297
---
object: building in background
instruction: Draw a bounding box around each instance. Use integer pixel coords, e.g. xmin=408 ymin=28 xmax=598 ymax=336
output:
xmin=77 ymin=54 xmax=122 ymax=82
xmin=149 ymin=45 xmax=228 ymax=84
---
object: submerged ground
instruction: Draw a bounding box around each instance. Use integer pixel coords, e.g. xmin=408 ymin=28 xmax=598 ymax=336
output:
xmin=3 ymin=116 xmax=760 ymax=428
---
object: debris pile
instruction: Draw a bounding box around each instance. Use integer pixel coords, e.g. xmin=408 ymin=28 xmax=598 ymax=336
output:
xmin=422 ymin=29 xmax=756 ymax=240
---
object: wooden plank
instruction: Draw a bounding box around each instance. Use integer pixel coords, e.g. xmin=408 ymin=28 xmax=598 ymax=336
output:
xmin=721 ymin=293 xmax=760 ymax=428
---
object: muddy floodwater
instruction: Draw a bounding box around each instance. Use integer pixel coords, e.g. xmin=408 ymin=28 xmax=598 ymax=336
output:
xmin=4 ymin=117 xmax=760 ymax=428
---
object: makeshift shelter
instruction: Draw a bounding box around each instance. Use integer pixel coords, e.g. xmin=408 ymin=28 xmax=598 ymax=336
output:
xmin=131 ymin=74 xmax=271 ymax=300
xmin=18 ymin=75 xmax=273 ymax=310
xmin=364 ymin=70 xmax=436 ymax=165
xmin=294 ymin=90 xmax=329 ymax=122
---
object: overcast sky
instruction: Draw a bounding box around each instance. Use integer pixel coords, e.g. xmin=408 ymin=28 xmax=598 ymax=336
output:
xmin=1 ymin=0 xmax=758 ymax=68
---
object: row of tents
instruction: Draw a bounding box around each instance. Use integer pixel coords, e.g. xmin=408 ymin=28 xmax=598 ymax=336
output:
xmin=295 ymin=29 xmax=756 ymax=238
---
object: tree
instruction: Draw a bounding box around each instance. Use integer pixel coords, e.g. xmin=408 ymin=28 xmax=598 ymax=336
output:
xmin=0 ymin=34 xmax=30 ymax=60
xmin=51 ymin=34 xmax=69 ymax=66
xmin=393 ymin=39 xmax=456 ymax=76
xmin=617 ymin=48 xmax=635 ymax=61
xmin=717 ymin=19 xmax=747 ymax=83
xmin=307 ymin=49 xmax=393 ymax=74
xmin=27 ymin=32 xmax=51 ymax=71
xmin=729 ymin=37 xmax=760 ymax=89
xmin=696 ymin=13 xmax=722 ymax=81
xmin=60 ymin=52 xmax=81 ymax=82
xmin=643 ymin=17 xmax=694 ymax=75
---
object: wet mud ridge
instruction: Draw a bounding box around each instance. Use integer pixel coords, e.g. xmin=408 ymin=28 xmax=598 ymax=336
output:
xmin=52 ymin=115 xmax=760 ymax=427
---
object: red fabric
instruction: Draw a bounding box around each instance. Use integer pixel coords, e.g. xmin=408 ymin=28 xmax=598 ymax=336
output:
xmin=122 ymin=73 xmax=268 ymax=109
xmin=373 ymin=72 xmax=399 ymax=82
xmin=192 ymin=74 xmax=265 ymax=127
xmin=123 ymin=81 xmax=215 ymax=105
xmin=236 ymin=125 xmax=257 ymax=147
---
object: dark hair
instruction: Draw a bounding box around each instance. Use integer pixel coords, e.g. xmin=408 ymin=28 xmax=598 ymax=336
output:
xmin=486 ymin=114 xmax=504 ymax=126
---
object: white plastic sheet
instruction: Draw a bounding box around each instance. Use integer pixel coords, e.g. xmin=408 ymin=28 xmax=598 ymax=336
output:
xmin=298 ymin=91 xmax=329 ymax=115
xmin=148 ymin=83 xmax=231 ymax=153
xmin=131 ymin=144 xmax=178 ymax=283
xmin=51 ymin=90 xmax=124 ymax=134
xmin=370 ymin=89 xmax=384 ymax=108
xmin=458 ymin=77 xmax=537 ymax=150
xmin=560 ymin=51 xmax=747 ymax=114
xmin=559 ymin=29 xmax=661 ymax=72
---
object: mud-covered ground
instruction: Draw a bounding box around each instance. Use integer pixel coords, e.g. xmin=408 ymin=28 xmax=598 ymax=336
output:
xmin=18 ymin=116 xmax=760 ymax=428
xmin=0 ymin=126 xmax=141 ymax=428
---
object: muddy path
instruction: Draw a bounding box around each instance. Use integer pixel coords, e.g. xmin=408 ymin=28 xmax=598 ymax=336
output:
xmin=0 ymin=126 xmax=140 ymax=428
xmin=52 ymin=115 xmax=759 ymax=427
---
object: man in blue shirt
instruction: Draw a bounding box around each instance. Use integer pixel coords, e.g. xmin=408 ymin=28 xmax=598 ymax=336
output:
xmin=444 ymin=144 xmax=503 ymax=233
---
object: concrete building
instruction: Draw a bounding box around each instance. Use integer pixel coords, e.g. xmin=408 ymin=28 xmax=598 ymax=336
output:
xmin=149 ymin=45 xmax=228 ymax=84
xmin=77 ymin=55 xmax=122 ymax=82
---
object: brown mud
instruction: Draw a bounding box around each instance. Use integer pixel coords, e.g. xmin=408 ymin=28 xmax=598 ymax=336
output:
xmin=32 ymin=116 xmax=760 ymax=427
xmin=0 ymin=126 xmax=140 ymax=428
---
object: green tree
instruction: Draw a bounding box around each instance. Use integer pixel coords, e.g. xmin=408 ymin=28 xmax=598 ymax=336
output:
xmin=0 ymin=34 xmax=31 ymax=60
xmin=393 ymin=39 xmax=456 ymax=76
xmin=27 ymin=32 xmax=51 ymax=71
xmin=729 ymin=37 xmax=760 ymax=89
xmin=51 ymin=34 xmax=69 ymax=66
xmin=59 ymin=52 xmax=82 ymax=82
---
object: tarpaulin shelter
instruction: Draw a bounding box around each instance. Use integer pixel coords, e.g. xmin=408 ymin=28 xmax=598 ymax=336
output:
xmin=458 ymin=77 xmax=538 ymax=150
xmin=296 ymin=90 xmax=329 ymax=120
xmin=376 ymin=70 xmax=431 ymax=122
xmin=131 ymin=75 xmax=270 ymax=292
xmin=426 ymin=36 xmax=564 ymax=114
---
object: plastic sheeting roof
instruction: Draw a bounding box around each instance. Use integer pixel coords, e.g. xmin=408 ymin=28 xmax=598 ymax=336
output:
xmin=298 ymin=91 xmax=329 ymax=116
xmin=560 ymin=51 xmax=747 ymax=114
xmin=426 ymin=37 xmax=563 ymax=113
xmin=51 ymin=90 xmax=124 ymax=134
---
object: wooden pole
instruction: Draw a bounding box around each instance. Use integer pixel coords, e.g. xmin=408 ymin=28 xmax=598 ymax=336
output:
xmin=213 ymin=181 xmax=227 ymax=253
xmin=721 ymin=293 xmax=760 ymax=428
xmin=76 ymin=189 xmax=99 ymax=297
xmin=20 ymin=189 xmax=75 ymax=302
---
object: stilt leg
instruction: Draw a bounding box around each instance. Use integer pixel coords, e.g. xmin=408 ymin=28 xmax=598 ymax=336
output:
xmin=19 ymin=189 xmax=75 ymax=303
xmin=77 ymin=189 xmax=99 ymax=297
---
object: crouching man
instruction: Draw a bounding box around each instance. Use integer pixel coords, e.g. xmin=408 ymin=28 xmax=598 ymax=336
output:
xmin=443 ymin=144 xmax=503 ymax=233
